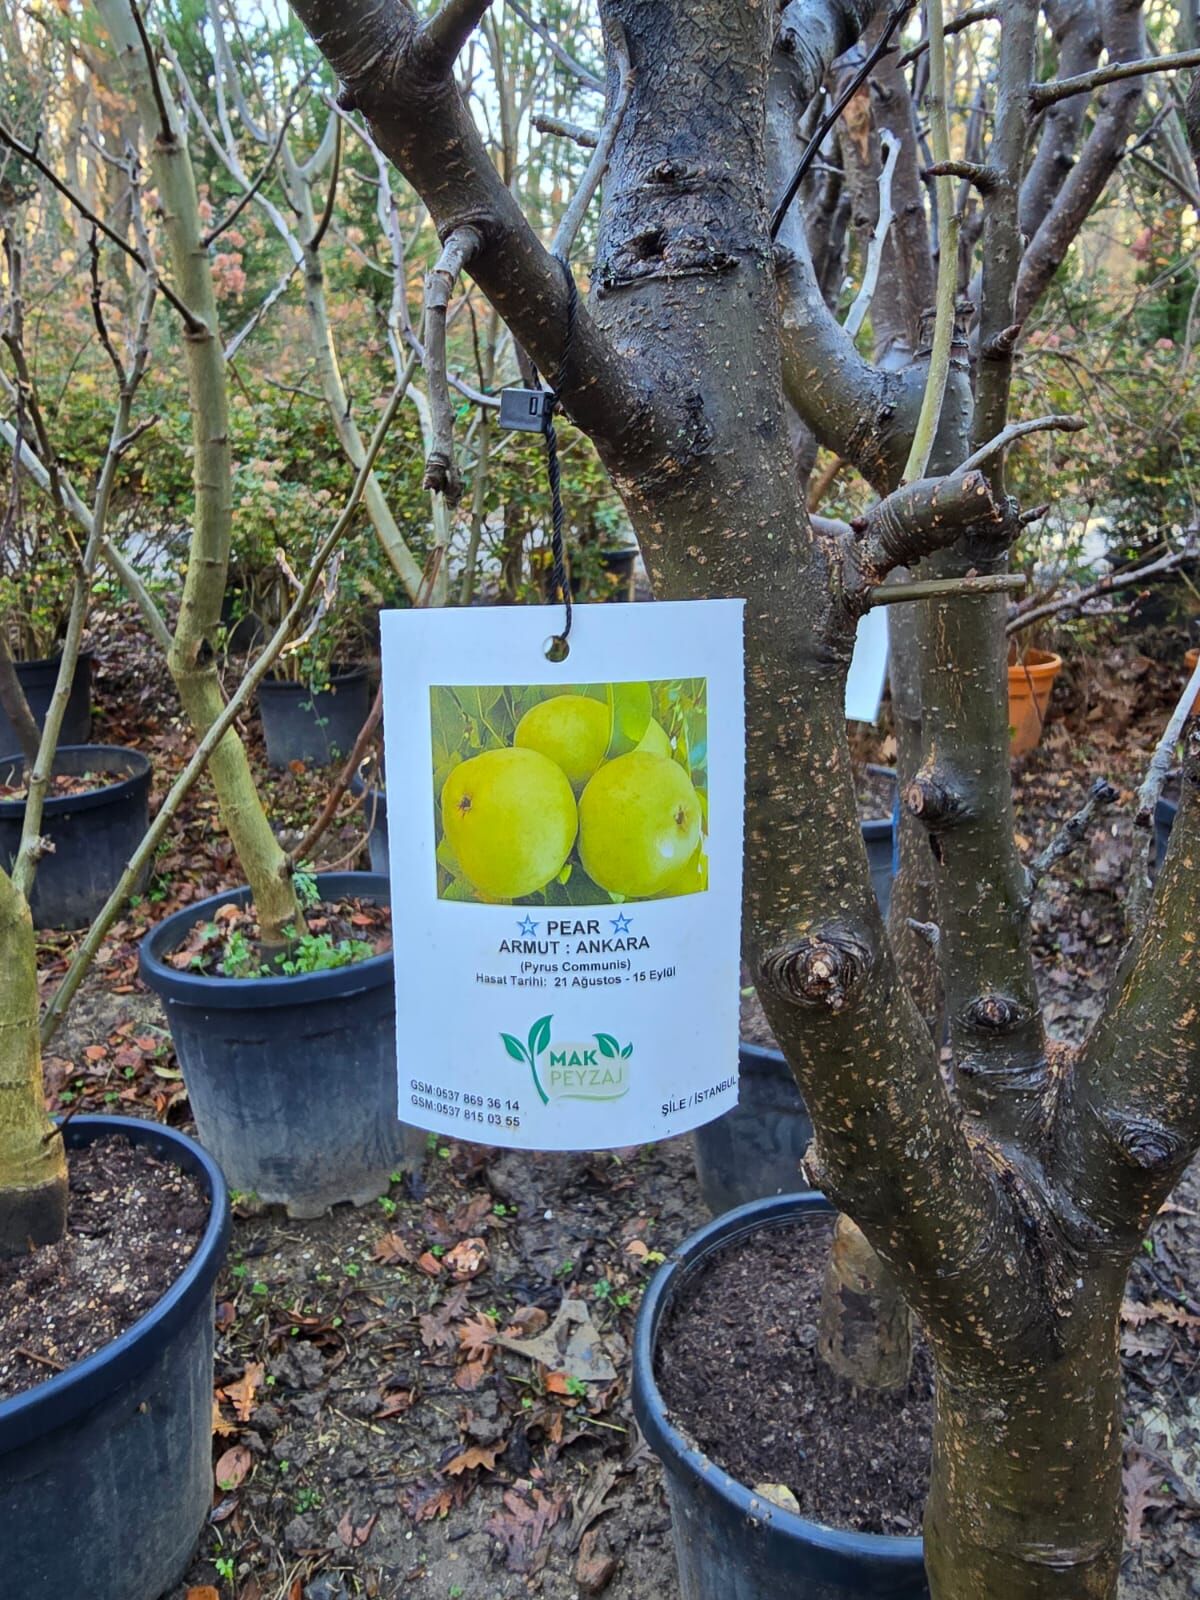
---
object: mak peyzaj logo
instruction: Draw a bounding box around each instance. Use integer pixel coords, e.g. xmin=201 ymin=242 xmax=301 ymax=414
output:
xmin=500 ymin=1014 xmax=632 ymax=1106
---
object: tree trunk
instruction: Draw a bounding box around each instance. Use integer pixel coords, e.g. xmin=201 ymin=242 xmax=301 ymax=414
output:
xmin=925 ymin=1297 xmax=1124 ymax=1598
xmin=0 ymin=634 xmax=40 ymax=765
xmin=98 ymin=0 xmax=302 ymax=946
xmin=0 ymin=866 xmax=67 ymax=1254
xmin=818 ymin=1213 xmax=912 ymax=1389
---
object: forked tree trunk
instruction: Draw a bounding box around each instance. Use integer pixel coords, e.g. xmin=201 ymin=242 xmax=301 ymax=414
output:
xmin=0 ymin=866 xmax=66 ymax=1253
xmin=281 ymin=1 xmax=1200 ymax=1594
xmin=97 ymin=0 xmax=301 ymax=945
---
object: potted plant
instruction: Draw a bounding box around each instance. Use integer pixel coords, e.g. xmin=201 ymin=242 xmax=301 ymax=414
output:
xmin=139 ymin=867 xmax=422 ymax=1216
xmin=0 ymin=744 xmax=152 ymax=929
xmin=0 ymin=549 xmax=93 ymax=752
xmin=633 ymin=1194 xmax=929 ymax=1600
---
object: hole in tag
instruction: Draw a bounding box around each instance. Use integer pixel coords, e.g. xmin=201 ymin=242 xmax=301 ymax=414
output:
xmin=544 ymin=635 xmax=571 ymax=663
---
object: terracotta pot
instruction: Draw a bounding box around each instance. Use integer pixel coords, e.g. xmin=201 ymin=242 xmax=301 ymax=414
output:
xmin=1186 ymin=647 xmax=1200 ymax=715
xmin=1007 ymin=648 xmax=1062 ymax=756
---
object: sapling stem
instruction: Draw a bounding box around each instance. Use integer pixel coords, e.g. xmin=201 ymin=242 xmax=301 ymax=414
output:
xmin=40 ymin=366 xmax=413 ymax=1049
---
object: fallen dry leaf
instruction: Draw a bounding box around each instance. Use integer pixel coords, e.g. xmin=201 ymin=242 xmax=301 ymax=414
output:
xmin=376 ymin=1388 xmax=415 ymax=1420
xmin=224 ymin=1361 xmax=265 ymax=1422
xmin=336 ymin=1508 xmax=379 ymax=1549
xmin=453 ymin=1358 xmax=490 ymax=1391
xmin=444 ymin=1236 xmax=488 ymax=1279
xmin=458 ymin=1312 xmax=497 ymax=1359
xmin=214 ymin=1444 xmax=252 ymax=1492
xmin=1123 ymin=1453 xmax=1171 ymax=1546
xmin=211 ymin=1397 xmax=237 ymax=1438
xmin=417 ymin=1250 xmax=444 ymax=1276
xmin=186 ymin=1589 xmax=219 ymax=1600
xmin=444 ymin=1442 xmax=504 ymax=1475
xmin=373 ymin=1231 xmax=414 ymax=1265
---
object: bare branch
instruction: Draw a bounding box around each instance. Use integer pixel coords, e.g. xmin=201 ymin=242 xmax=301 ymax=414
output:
xmin=1028 ymin=777 xmax=1118 ymax=886
xmin=956 ymin=412 xmax=1086 ymax=476
xmin=1031 ymin=46 xmax=1200 ymax=110
xmin=307 ymin=113 xmax=342 ymax=250
xmin=0 ymin=122 xmax=202 ymax=331
xmin=550 ymin=19 xmax=632 ymax=261
xmin=419 ymin=0 xmax=498 ymax=72
xmin=925 ymin=158 xmax=999 ymax=193
xmin=771 ymin=2 xmax=913 ymax=240
xmin=852 ymin=467 xmax=1015 ymax=583
xmin=506 ymin=0 xmax=604 ymax=91
xmin=534 ymin=113 xmax=599 ymax=149
xmin=202 ymin=98 xmax=301 ymax=246
xmin=127 ymin=0 xmax=174 ymax=142
xmin=870 ymin=573 xmax=1027 ymax=606
xmin=896 ymin=3 xmax=998 ymax=68
xmin=1007 ymin=546 xmax=1190 ymax=636
xmin=1135 ymin=655 xmax=1200 ymax=828
xmin=843 ymin=132 xmax=900 ymax=340
xmin=422 ymin=225 xmax=483 ymax=504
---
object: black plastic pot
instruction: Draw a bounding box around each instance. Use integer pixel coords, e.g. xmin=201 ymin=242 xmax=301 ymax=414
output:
xmin=692 ymin=1043 xmax=813 ymax=1215
xmin=139 ymin=871 xmax=421 ymax=1217
xmin=257 ymin=667 xmax=370 ymax=768
xmin=0 ymin=648 xmax=93 ymax=754
xmin=0 ymin=1114 xmax=230 ymax=1600
xmin=863 ymin=815 xmax=895 ymax=921
xmin=349 ymin=772 xmax=389 ymax=875
xmin=0 ymin=744 xmax=151 ymax=930
xmin=634 ymin=1192 xmax=929 ymax=1600
xmin=1155 ymin=795 xmax=1178 ymax=871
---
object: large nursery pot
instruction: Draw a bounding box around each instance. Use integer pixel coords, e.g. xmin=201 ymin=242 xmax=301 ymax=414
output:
xmin=633 ymin=1192 xmax=929 ymax=1600
xmin=0 ymin=647 xmax=93 ymax=754
xmin=0 ymin=1114 xmax=230 ymax=1600
xmin=349 ymin=770 xmax=389 ymax=875
xmin=1008 ymin=648 xmax=1062 ymax=756
xmin=139 ymin=870 xmax=420 ymax=1217
xmin=0 ymin=744 xmax=151 ymax=929
xmin=257 ymin=665 xmax=370 ymax=768
xmin=692 ymin=1043 xmax=813 ymax=1215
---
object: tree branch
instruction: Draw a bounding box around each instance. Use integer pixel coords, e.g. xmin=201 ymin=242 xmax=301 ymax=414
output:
xmin=419 ymin=0 xmax=498 ymax=73
xmin=956 ymin=412 xmax=1086 ymax=475
xmin=896 ymin=2 xmax=997 ymax=67
xmin=1134 ymin=653 xmax=1200 ymax=828
xmin=422 ymin=225 xmax=482 ymax=504
xmin=1031 ymin=45 xmax=1200 ymax=110
xmin=843 ymin=131 xmax=899 ymax=339
xmin=1028 ymin=777 xmax=1117 ymax=886
xmin=1007 ymin=544 xmax=1190 ymax=636
xmin=0 ymin=123 xmax=203 ymax=332
xmin=550 ymin=18 xmax=631 ymax=261
xmin=534 ymin=112 xmax=599 ymax=148
xmin=505 ymin=0 xmax=604 ymax=91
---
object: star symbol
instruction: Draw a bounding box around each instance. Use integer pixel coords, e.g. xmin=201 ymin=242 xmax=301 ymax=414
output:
xmin=610 ymin=913 xmax=633 ymax=935
xmin=517 ymin=916 xmax=539 ymax=936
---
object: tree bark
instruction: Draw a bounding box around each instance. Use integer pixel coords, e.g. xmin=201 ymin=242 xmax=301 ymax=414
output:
xmin=818 ymin=1213 xmax=912 ymax=1389
xmin=98 ymin=0 xmax=302 ymax=946
xmin=0 ymin=865 xmax=66 ymax=1254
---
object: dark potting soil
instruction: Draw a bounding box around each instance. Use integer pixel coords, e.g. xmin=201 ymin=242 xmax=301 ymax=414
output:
xmin=657 ymin=1215 xmax=933 ymax=1536
xmin=0 ymin=1136 xmax=208 ymax=1403
xmin=164 ymin=895 xmax=392 ymax=978
xmin=0 ymin=768 xmax=124 ymax=801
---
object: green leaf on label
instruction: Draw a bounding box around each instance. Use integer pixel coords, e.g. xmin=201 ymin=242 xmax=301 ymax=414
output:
xmin=529 ymin=1015 xmax=553 ymax=1058
xmin=501 ymin=1033 xmax=528 ymax=1064
xmin=605 ymin=681 xmax=653 ymax=758
xmin=594 ymin=1033 xmax=620 ymax=1059
xmin=621 ymin=1043 xmax=633 ymax=1058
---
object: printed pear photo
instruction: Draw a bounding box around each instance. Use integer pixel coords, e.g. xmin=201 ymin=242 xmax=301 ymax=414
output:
xmin=430 ymin=679 xmax=708 ymax=905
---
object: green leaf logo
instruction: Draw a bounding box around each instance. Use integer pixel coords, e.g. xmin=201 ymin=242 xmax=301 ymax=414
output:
xmin=528 ymin=1015 xmax=553 ymax=1058
xmin=620 ymin=1043 xmax=633 ymax=1058
xmin=594 ymin=1033 xmax=621 ymax=1059
xmin=500 ymin=1033 xmax=528 ymax=1064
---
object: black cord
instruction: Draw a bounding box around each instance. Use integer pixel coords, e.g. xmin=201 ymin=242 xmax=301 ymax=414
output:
xmin=769 ymin=2 xmax=913 ymax=241
xmin=537 ymin=256 xmax=578 ymax=647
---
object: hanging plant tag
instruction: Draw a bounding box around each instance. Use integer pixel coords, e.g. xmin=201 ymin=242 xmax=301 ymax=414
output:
xmin=379 ymin=600 xmax=745 ymax=1151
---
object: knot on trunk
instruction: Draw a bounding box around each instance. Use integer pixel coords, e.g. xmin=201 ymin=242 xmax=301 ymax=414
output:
xmin=423 ymin=450 xmax=463 ymax=505
xmin=759 ymin=925 xmax=874 ymax=1013
xmin=905 ymin=767 xmax=968 ymax=830
xmin=961 ymin=993 xmax=1029 ymax=1035
xmin=1104 ymin=1111 xmax=1183 ymax=1173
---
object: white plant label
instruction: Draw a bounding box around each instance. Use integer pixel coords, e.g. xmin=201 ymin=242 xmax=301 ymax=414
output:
xmin=380 ymin=600 xmax=745 ymax=1150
